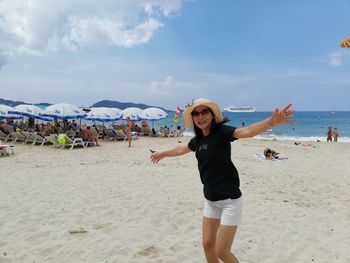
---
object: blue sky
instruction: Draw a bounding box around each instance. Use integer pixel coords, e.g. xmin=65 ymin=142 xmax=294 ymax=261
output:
xmin=0 ymin=0 xmax=350 ymax=111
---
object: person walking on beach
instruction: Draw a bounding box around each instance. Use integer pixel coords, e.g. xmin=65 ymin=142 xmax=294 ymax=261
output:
xmin=327 ymin=127 xmax=333 ymax=142
xmin=150 ymin=98 xmax=295 ymax=263
xmin=125 ymin=116 xmax=133 ymax=147
xmin=333 ymin=127 xmax=339 ymax=142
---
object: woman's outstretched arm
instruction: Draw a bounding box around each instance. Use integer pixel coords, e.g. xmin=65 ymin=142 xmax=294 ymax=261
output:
xmin=150 ymin=145 xmax=192 ymax=164
xmin=233 ymin=104 xmax=295 ymax=139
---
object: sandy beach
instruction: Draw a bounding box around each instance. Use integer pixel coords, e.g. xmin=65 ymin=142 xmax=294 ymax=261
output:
xmin=1 ymin=137 xmax=350 ymax=263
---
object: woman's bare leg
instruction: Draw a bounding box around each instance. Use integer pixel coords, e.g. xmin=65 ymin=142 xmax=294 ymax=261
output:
xmin=215 ymin=225 xmax=239 ymax=263
xmin=202 ymin=217 xmax=220 ymax=263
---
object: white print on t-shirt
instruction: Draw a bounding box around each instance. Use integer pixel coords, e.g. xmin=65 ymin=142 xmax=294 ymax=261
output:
xmin=198 ymin=144 xmax=208 ymax=152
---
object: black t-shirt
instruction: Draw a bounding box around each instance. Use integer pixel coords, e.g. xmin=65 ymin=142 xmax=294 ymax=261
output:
xmin=188 ymin=125 xmax=241 ymax=201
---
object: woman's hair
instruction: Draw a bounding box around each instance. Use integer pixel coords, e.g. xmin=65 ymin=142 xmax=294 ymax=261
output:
xmin=193 ymin=109 xmax=230 ymax=141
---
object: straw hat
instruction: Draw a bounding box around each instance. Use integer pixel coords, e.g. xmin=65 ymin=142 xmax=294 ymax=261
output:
xmin=183 ymin=98 xmax=224 ymax=128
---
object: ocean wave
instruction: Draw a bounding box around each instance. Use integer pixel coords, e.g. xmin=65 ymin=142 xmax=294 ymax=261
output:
xmin=182 ymin=130 xmax=350 ymax=142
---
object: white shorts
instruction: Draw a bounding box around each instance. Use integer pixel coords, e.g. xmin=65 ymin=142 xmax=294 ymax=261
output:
xmin=203 ymin=197 xmax=243 ymax=226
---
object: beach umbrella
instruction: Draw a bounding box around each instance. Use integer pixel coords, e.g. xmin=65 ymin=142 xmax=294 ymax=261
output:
xmin=139 ymin=107 xmax=168 ymax=129
xmin=0 ymin=104 xmax=23 ymax=120
xmin=9 ymin=104 xmax=52 ymax=121
xmin=340 ymin=36 xmax=350 ymax=48
xmin=85 ymin=107 xmax=122 ymax=122
xmin=122 ymin=107 xmax=143 ymax=121
xmin=139 ymin=107 xmax=168 ymax=121
xmin=40 ymin=103 xmax=87 ymax=120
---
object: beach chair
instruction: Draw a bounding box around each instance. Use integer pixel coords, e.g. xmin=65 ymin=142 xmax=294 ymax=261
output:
xmin=57 ymin=134 xmax=86 ymax=150
xmin=141 ymin=127 xmax=151 ymax=136
xmin=0 ymin=144 xmax=15 ymax=157
xmin=173 ymin=129 xmax=184 ymax=137
xmin=47 ymin=134 xmax=60 ymax=147
xmin=30 ymin=132 xmax=50 ymax=146
xmin=21 ymin=131 xmax=36 ymax=144
xmin=103 ymin=128 xmax=118 ymax=141
xmin=90 ymin=126 xmax=104 ymax=139
xmin=9 ymin=131 xmax=26 ymax=143
xmin=115 ymin=129 xmax=127 ymax=141
xmin=159 ymin=127 xmax=174 ymax=138
xmin=0 ymin=130 xmax=11 ymax=142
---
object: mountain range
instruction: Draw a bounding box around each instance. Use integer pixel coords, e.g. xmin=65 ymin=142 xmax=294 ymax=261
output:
xmin=0 ymin=98 xmax=170 ymax=111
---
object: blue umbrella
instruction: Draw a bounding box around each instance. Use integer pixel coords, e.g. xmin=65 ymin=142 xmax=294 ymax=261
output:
xmin=9 ymin=104 xmax=52 ymax=121
xmin=122 ymin=107 xmax=143 ymax=121
xmin=85 ymin=107 xmax=122 ymax=122
xmin=138 ymin=107 xmax=168 ymax=121
xmin=40 ymin=103 xmax=87 ymax=119
xmin=0 ymin=104 xmax=23 ymax=120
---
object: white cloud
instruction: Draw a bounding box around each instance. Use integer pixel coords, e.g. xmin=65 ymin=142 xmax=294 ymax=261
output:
xmin=0 ymin=0 xmax=184 ymax=53
xmin=149 ymin=75 xmax=190 ymax=95
xmin=328 ymin=52 xmax=343 ymax=66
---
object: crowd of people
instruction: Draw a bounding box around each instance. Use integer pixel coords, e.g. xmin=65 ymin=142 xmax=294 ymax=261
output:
xmin=0 ymin=117 xmax=185 ymax=148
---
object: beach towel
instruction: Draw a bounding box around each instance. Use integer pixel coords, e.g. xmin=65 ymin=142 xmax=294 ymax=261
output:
xmin=255 ymin=154 xmax=286 ymax=161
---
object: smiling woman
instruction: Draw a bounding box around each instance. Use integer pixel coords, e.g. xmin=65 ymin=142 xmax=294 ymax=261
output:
xmin=150 ymin=97 xmax=295 ymax=263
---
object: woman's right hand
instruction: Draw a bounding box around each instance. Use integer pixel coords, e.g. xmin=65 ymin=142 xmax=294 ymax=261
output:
xmin=150 ymin=152 xmax=165 ymax=164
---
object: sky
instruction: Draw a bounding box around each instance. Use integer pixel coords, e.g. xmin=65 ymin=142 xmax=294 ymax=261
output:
xmin=0 ymin=0 xmax=350 ymax=111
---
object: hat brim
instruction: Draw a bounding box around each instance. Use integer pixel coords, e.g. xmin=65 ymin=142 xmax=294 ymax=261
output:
xmin=183 ymin=101 xmax=223 ymax=129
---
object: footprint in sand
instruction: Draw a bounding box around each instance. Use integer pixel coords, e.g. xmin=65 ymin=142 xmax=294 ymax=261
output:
xmin=137 ymin=245 xmax=160 ymax=256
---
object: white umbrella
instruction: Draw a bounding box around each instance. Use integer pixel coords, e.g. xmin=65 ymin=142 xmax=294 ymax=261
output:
xmin=0 ymin=104 xmax=23 ymax=120
xmin=122 ymin=107 xmax=143 ymax=121
xmin=40 ymin=103 xmax=87 ymax=119
xmin=139 ymin=107 xmax=168 ymax=121
xmin=9 ymin=104 xmax=52 ymax=121
xmin=85 ymin=107 xmax=122 ymax=122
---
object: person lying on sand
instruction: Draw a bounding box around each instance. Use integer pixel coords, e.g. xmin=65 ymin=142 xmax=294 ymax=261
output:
xmin=264 ymin=148 xmax=288 ymax=160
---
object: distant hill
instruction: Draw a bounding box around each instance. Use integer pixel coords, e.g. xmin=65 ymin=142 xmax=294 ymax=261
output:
xmin=91 ymin=100 xmax=170 ymax=112
xmin=0 ymin=98 xmax=27 ymax=107
xmin=0 ymin=98 xmax=52 ymax=107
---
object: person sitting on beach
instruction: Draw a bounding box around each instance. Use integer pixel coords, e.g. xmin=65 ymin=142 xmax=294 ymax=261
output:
xmin=0 ymin=123 xmax=14 ymax=135
xmin=150 ymin=98 xmax=295 ymax=263
xmin=141 ymin=120 xmax=149 ymax=128
xmin=81 ymin=126 xmax=100 ymax=146
xmin=151 ymin=128 xmax=157 ymax=137
xmin=132 ymin=124 xmax=142 ymax=133
xmin=333 ymin=127 xmax=339 ymax=142
xmin=42 ymin=124 xmax=55 ymax=137
xmin=327 ymin=127 xmax=332 ymax=142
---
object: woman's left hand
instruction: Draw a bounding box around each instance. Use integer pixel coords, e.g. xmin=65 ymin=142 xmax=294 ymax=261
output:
xmin=269 ymin=104 xmax=295 ymax=126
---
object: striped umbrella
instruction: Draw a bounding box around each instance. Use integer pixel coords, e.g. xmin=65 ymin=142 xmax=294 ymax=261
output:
xmin=340 ymin=37 xmax=350 ymax=48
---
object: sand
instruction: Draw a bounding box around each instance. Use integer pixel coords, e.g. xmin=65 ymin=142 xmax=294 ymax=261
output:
xmin=1 ymin=137 xmax=350 ymax=263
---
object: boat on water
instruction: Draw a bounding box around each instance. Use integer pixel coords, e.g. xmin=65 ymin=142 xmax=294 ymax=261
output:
xmin=223 ymin=105 xmax=256 ymax=112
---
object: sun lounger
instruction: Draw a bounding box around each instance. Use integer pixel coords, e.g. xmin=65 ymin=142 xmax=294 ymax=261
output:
xmin=104 ymin=128 xmax=118 ymax=141
xmin=9 ymin=131 xmax=26 ymax=143
xmin=21 ymin=131 xmax=36 ymax=144
xmin=141 ymin=127 xmax=151 ymax=136
xmin=0 ymin=144 xmax=15 ymax=156
xmin=57 ymin=134 xmax=86 ymax=150
xmin=115 ymin=129 xmax=127 ymax=141
xmin=47 ymin=134 xmax=60 ymax=147
xmin=159 ymin=127 xmax=174 ymax=138
xmin=90 ymin=126 xmax=104 ymax=139
xmin=0 ymin=130 xmax=11 ymax=142
xmin=29 ymin=132 xmax=51 ymax=146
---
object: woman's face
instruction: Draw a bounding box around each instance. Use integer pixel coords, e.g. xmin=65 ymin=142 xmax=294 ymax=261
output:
xmin=192 ymin=105 xmax=214 ymax=131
